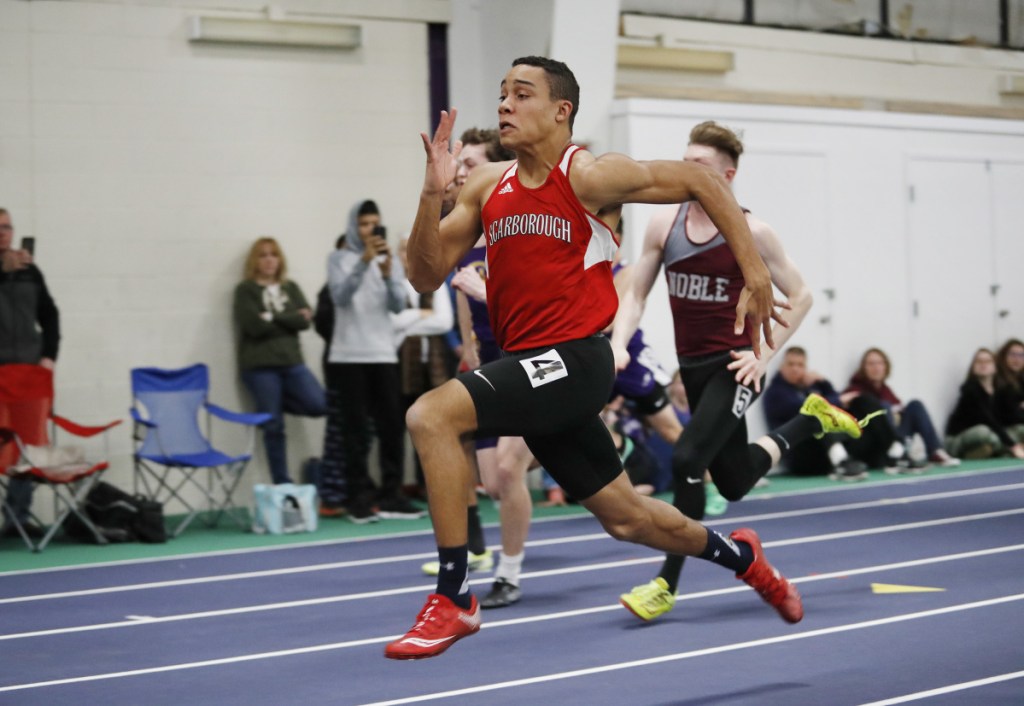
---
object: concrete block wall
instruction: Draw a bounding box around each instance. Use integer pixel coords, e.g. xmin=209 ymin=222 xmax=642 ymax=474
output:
xmin=1 ymin=0 xmax=437 ymax=516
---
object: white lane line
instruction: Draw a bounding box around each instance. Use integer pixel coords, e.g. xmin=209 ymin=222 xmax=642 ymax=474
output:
xmin=2 ymin=593 xmax=1021 ymax=697
xmin=356 ymin=594 xmax=1024 ymax=706
xmin=858 ymin=670 xmax=1024 ymax=705
xmin=1 ymin=465 xmax=1020 ymax=579
xmin=746 ymin=463 xmax=1024 ymax=503
xmin=2 ymin=542 xmax=1020 ymax=643
xmin=4 ymin=484 xmax=1022 ymax=606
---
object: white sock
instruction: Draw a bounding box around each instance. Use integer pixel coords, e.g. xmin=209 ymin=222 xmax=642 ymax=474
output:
xmin=828 ymin=443 xmax=849 ymax=466
xmin=496 ymin=551 xmax=524 ymax=586
xmin=888 ymin=441 xmax=905 ymax=458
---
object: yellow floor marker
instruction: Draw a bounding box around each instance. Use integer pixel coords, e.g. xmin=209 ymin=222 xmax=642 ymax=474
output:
xmin=871 ymin=583 xmax=946 ymax=594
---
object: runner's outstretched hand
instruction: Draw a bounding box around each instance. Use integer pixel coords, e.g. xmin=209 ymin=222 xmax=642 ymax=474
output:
xmin=419 ymin=110 xmax=463 ymax=198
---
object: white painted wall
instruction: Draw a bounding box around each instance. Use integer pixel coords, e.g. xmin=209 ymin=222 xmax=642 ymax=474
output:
xmin=5 ymin=0 xmax=1024 ymax=524
xmin=612 ymin=98 xmax=1024 ymax=440
xmin=1 ymin=0 xmax=438 ymax=515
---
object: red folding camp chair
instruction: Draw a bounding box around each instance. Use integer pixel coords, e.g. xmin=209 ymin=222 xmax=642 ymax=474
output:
xmin=0 ymin=364 xmax=121 ymax=551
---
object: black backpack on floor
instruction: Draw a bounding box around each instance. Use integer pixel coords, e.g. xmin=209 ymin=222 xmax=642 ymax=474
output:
xmin=65 ymin=481 xmax=167 ymax=544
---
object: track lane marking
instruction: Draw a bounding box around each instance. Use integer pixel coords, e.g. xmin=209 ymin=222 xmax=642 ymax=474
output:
xmin=858 ymin=669 xmax=1024 ymax=705
xmin=2 ymin=593 xmax=1021 ymax=696
xmin=2 ymin=465 xmax=1021 ymax=579
xmin=1 ymin=542 xmax=1021 ymax=643
xmin=3 ymin=485 xmax=1023 ymax=605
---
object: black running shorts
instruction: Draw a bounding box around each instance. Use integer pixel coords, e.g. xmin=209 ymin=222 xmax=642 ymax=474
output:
xmin=457 ymin=335 xmax=623 ymax=500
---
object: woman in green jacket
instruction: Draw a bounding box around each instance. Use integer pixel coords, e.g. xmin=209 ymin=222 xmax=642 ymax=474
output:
xmin=234 ymin=237 xmax=326 ymax=484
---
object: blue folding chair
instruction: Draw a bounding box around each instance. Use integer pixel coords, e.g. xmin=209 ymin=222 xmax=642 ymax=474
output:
xmin=130 ymin=364 xmax=270 ymax=537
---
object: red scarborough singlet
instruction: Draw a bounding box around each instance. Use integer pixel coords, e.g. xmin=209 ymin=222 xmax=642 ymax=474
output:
xmin=481 ymin=144 xmax=619 ymax=351
xmin=662 ymin=202 xmax=750 ymax=356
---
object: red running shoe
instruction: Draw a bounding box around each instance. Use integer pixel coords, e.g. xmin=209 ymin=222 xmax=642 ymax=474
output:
xmin=730 ymin=528 xmax=804 ymax=624
xmin=384 ymin=593 xmax=481 ymax=660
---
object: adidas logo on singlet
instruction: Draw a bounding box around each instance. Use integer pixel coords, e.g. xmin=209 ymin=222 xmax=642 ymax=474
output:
xmin=498 ymin=182 xmax=514 ymax=195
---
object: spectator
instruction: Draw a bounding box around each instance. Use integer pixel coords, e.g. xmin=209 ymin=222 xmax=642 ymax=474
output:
xmin=994 ymin=338 xmax=1024 ymax=440
xmin=233 ymin=237 xmax=327 ymax=485
xmin=326 ymin=199 xmax=421 ymax=523
xmin=944 ymin=347 xmax=1024 ymax=460
xmin=763 ymin=347 xmax=868 ymax=481
xmin=0 ymin=208 xmax=59 ymax=539
xmin=843 ymin=347 xmax=959 ymax=470
xmin=312 ymin=234 xmax=349 ymax=517
xmin=393 ymin=236 xmax=455 ymax=489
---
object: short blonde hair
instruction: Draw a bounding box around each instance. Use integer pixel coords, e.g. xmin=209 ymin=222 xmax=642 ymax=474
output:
xmin=243 ymin=236 xmax=287 ymax=282
xmin=689 ymin=121 xmax=744 ymax=167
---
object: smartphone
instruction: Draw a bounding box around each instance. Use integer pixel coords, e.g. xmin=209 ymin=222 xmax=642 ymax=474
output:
xmin=370 ymin=225 xmax=387 ymax=263
xmin=20 ymin=236 xmax=35 ymax=256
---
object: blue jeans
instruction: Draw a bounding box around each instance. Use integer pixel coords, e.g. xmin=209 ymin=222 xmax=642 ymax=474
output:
xmin=893 ymin=399 xmax=943 ymax=456
xmin=241 ymin=365 xmax=327 ymax=484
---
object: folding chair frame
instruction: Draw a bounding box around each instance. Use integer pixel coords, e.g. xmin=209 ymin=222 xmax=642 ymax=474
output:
xmin=0 ymin=414 xmax=121 ymax=552
xmin=131 ymin=396 xmax=269 ymax=538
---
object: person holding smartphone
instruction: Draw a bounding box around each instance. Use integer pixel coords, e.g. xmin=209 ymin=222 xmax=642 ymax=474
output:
xmin=325 ymin=199 xmax=422 ymax=523
xmin=0 ymin=208 xmax=60 ymax=539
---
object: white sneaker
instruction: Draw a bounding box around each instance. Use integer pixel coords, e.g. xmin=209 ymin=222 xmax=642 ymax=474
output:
xmin=928 ymin=449 xmax=961 ymax=467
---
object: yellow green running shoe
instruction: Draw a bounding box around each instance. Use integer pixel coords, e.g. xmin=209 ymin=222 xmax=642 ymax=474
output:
xmin=620 ymin=577 xmax=675 ymax=621
xmin=800 ymin=393 xmax=884 ymax=439
xmin=421 ymin=549 xmax=493 ymax=577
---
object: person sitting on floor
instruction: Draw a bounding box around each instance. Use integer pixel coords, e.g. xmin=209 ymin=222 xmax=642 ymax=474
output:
xmin=946 ymin=347 xmax=1024 ymax=460
xmin=763 ymin=346 xmax=867 ymax=482
xmin=843 ymin=347 xmax=959 ymax=471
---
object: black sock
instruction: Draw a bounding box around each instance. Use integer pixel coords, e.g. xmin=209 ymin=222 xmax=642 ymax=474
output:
xmin=435 ymin=545 xmax=471 ymax=609
xmin=767 ymin=415 xmax=821 ymax=454
xmin=698 ymin=528 xmax=754 ymax=574
xmin=466 ymin=505 xmax=485 ymax=556
xmin=658 ymin=555 xmax=686 ymax=594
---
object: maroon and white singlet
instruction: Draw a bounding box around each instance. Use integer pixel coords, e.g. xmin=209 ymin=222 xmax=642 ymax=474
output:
xmin=662 ymin=202 xmax=750 ymax=357
xmin=481 ymin=144 xmax=619 ymax=351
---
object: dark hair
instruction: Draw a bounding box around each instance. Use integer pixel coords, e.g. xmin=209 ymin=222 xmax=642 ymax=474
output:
xmin=995 ymin=338 xmax=1024 ymax=391
xmin=784 ymin=346 xmax=807 ymax=359
xmin=511 ymin=56 xmax=579 ymax=131
xmin=966 ymin=347 xmax=995 ymax=384
xmin=689 ymin=121 xmax=744 ymax=167
xmin=460 ymin=127 xmax=515 ymax=162
xmin=855 ymin=347 xmax=891 ymax=382
xmin=357 ymin=200 xmax=379 ymax=217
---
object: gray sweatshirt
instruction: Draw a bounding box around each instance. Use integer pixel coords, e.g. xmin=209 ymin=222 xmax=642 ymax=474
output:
xmin=327 ymin=199 xmax=408 ymax=363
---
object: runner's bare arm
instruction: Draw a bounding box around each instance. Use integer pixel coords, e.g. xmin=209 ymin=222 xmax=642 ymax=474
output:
xmin=728 ymin=217 xmax=810 ymax=390
xmin=572 ymin=153 xmax=782 ymax=357
xmin=406 ymin=111 xmax=494 ymax=292
xmin=754 ymin=218 xmax=810 ymax=356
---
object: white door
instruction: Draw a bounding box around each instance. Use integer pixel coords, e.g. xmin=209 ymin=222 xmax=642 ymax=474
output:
xmin=735 ymin=151 xmax=834 ymax=366
xmin=906 ymin=158 xmax=995 ymax=422
xmin=734 ymin=150 xmax=832 ymax=437
xmin=991 ymin=162 xmax=1024 ymax=344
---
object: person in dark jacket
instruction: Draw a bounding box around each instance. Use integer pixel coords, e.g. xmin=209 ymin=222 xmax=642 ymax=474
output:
xmin=0 ymin=208 xmax=60 ymax=538
xmin=994 ymin=338 xmax=1024 ymax=440
xmin=947 ymin=347 xmax=1024 ymax=459
xmin=312 ymin=235 xmax=349 ymax=516
xmin=762 ymin=347 xmax=867 ymax=481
